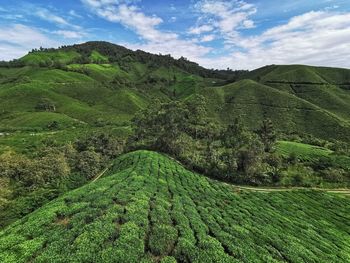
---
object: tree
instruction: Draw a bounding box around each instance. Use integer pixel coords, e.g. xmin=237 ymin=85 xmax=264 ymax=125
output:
xmin=36 ymin=98 xmax=56 ymax=112
xmin=75 ymin=133 xmax=125 ymax=161
xmin=257 ymin=119 xmax=276 ymax=153
xmin=75 ymin=150 xmax=102 ymax=180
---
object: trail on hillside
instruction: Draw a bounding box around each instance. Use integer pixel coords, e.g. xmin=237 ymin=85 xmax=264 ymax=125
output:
xmin=94 ymin=164 xmax=350 ymax=196
xmin=92 ymin=167 xmax=109 ymax=182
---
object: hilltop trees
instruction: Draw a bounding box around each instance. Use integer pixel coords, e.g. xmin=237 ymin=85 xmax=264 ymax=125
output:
xmin=128 ymin=98 xmax=279 ymax=185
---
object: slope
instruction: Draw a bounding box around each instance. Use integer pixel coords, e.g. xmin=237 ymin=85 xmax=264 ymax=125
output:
xmin=200 ymin=79 xmax=350 ymax=141
xmin=0 ymin=42 xmax=227 ymax=130
xmin=0 ymin=66 xmax=151 ymax=129
xmin=0 ymin=150 xmax=349 ymax=263
xmin=244 ymin=65 xmax=350 ymax=122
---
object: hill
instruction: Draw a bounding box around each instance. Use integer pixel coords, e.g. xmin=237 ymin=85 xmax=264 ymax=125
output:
xmin=0 ymin=42 xmax=235 ymax=131
xmin=1 ymin=42 xmax=350 ymax=144
xmin=199 ymin=79 xmax=350 ymax=141
xmin=0 ymin=150 xmax=349 ymax=263
xmin=244 ymin=65 xmax=350 ymax=125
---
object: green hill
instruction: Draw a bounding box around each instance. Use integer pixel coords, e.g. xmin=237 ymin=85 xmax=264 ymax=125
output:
xmin=244 ymin=65 xmax=350 ymax=124
xmin=0 ymin=150 xmax=349 ymax=263
xmin=0 ymin=42 xmax=232 ymax=131
xmin=2 ymin=42 xmax=350 ymax=144
xmin=200 ymin=79 xmax=350 ymax=141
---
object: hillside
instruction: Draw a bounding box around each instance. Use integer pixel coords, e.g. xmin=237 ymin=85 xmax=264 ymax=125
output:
xmin=199 ymin=79 xmax=350 ymax=140
xmin=1 ymin=43 xmax=350 ymax=144
xmin=244 ymin=65 xmax=350 ymax=126
xmin=0 ymin=150 xmax=349 ymax=263
xmin=0 ymin=42 xmax=232 ymax=131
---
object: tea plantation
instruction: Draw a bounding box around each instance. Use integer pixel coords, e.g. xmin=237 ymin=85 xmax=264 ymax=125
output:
xmin=1 ymin=150 xmax=349 ymax=263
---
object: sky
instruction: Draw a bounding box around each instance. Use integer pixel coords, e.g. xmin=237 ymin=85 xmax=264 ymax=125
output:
xmin=0 ymin=0 xmax=350 ymax=70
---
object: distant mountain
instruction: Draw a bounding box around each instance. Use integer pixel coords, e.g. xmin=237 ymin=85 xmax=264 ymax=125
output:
xmin=1 ymin=42 xmax=350 ymax=142
xmin=0 ymin=150 xmax=348 ymax=262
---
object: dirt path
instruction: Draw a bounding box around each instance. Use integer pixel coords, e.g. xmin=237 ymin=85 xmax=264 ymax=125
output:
xmin=90 ymin=163 xmax=350 ymax=196
xmin=92 ymin=167 xmax=109 ymax=182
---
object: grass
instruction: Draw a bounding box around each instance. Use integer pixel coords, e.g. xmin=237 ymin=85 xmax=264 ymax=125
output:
xmin=89 ymin=51 xmax=109 ymax=64
xmin=0 ymin=150 xmax=349 ymax=262
xmin=200 ymin=79 xmax=350 ymax=141
xmin=0 ymin=126 xmax=131 ymax=154
xmin=276 ymin=141 xmax=333 ymax=162
xmin=277 ymin=140 xmax=350 ymax=172
xmin=20 ymin=50 xmax=80 ymax=66
xmin=3 ymin=49 xmax=350 ymax=145
xmin=0 ymin=66 xmax=150 ymax=129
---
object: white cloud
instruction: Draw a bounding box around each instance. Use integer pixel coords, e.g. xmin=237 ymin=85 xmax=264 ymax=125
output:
xmin=188 ymin=24 xmax=213 ymax=35
xmin=125 ymin=39 xmax=211 ymax=64
xmin=81 ymin=0 xmax=212 ymax=62
xmin=242 ymin=19 xmax=254 ymax=29
xmin=69 ymin=10 xmax=83 ymax=18
xmin=197 ymin=11 xmax=350 ymax=70
xmin=0 ymin=24 xmax=59 ymax=61
xmin=194 ymin=0 xmax=256 ymax=36
xmin=35 ymin=8 xmax=81 ymax=30
xmin=200 ymin=34 xmax=215 ymax=42
xmin=36 ymin=8 xmax=69 ymax=26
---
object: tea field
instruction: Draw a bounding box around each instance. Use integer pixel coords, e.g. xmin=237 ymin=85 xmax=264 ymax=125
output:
xmin=0 ymin=150 xmax=349 ymax=263
xmin=276 ymin=141 xmax=333 ymax=162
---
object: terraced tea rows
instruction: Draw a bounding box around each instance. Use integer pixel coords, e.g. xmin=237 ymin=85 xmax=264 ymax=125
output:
xmin=276 ymin=141 xmax=332 ymax=162
xmin=0 ymin=151 xmax=349 ymax=262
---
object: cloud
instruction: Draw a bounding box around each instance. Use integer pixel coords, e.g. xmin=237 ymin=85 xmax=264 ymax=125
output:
xmin=69 ymin=10 xmax=83 ymax=18
xmin=125 ymin=39 xmax=211 ymax=64
xmin=35 ymin=8 xmax=81 ymax=30
xmin=36 ymin=8 xmax=69 ymax=26
xmin=53 ymin=30 xmax=86 ymax=39
xmin=0 ymin=24 xmax=59 ymax=61
xmin=200 ymin=34 xmax=215 ymax=42
xmin=194 ymin=0 xmax=256 ymax=37
xmin=188 ymin=24 xmax=214 ymax=35
xmin=197 ymin=11 xmax=350 ymax=70
xmin=82 ymin=1 xmax=174 ymax=42
xmin=81 ymin=0 xmax=212 ymax=62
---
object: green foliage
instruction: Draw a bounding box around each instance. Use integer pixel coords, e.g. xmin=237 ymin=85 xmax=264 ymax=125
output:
xmin=0 ymin=151 xmax=349 ymax=262
xmin=149 ymin=225 xmax=178 ymax=256
xmin=257 ymin=118 xmax=277 ymax=152
xmin=0 ymin=132 xmax=126 ymax=228
xmin=89 ymin=51 xmax=109 ymax=64
xmin=277 ymin=140 xmax=333 ymax=162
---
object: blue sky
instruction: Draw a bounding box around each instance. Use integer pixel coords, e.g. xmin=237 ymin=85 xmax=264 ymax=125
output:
xmin=0 ymin=0 xmax=350 ymax=69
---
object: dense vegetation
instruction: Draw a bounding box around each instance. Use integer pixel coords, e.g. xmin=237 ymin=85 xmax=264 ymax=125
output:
xmin=1 ymin=42 xmax=350 ymax=141
xmin=0 ymin=150 xmax=349 ymax=263
xmin=128 ymin=97 xmax=350 ymax=188
xmin=0 ymin=133 xmax=125 ymax=228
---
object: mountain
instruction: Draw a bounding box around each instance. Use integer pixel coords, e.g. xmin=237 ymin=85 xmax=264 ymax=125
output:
xmin=0 ymin=150 xmax=349 ymax=263
xmin=1 ymin=42 xmax=350 ymax=143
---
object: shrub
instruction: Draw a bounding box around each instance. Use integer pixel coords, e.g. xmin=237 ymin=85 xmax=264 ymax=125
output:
xmin=149 ymin=224 xmax=178 ymax=256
